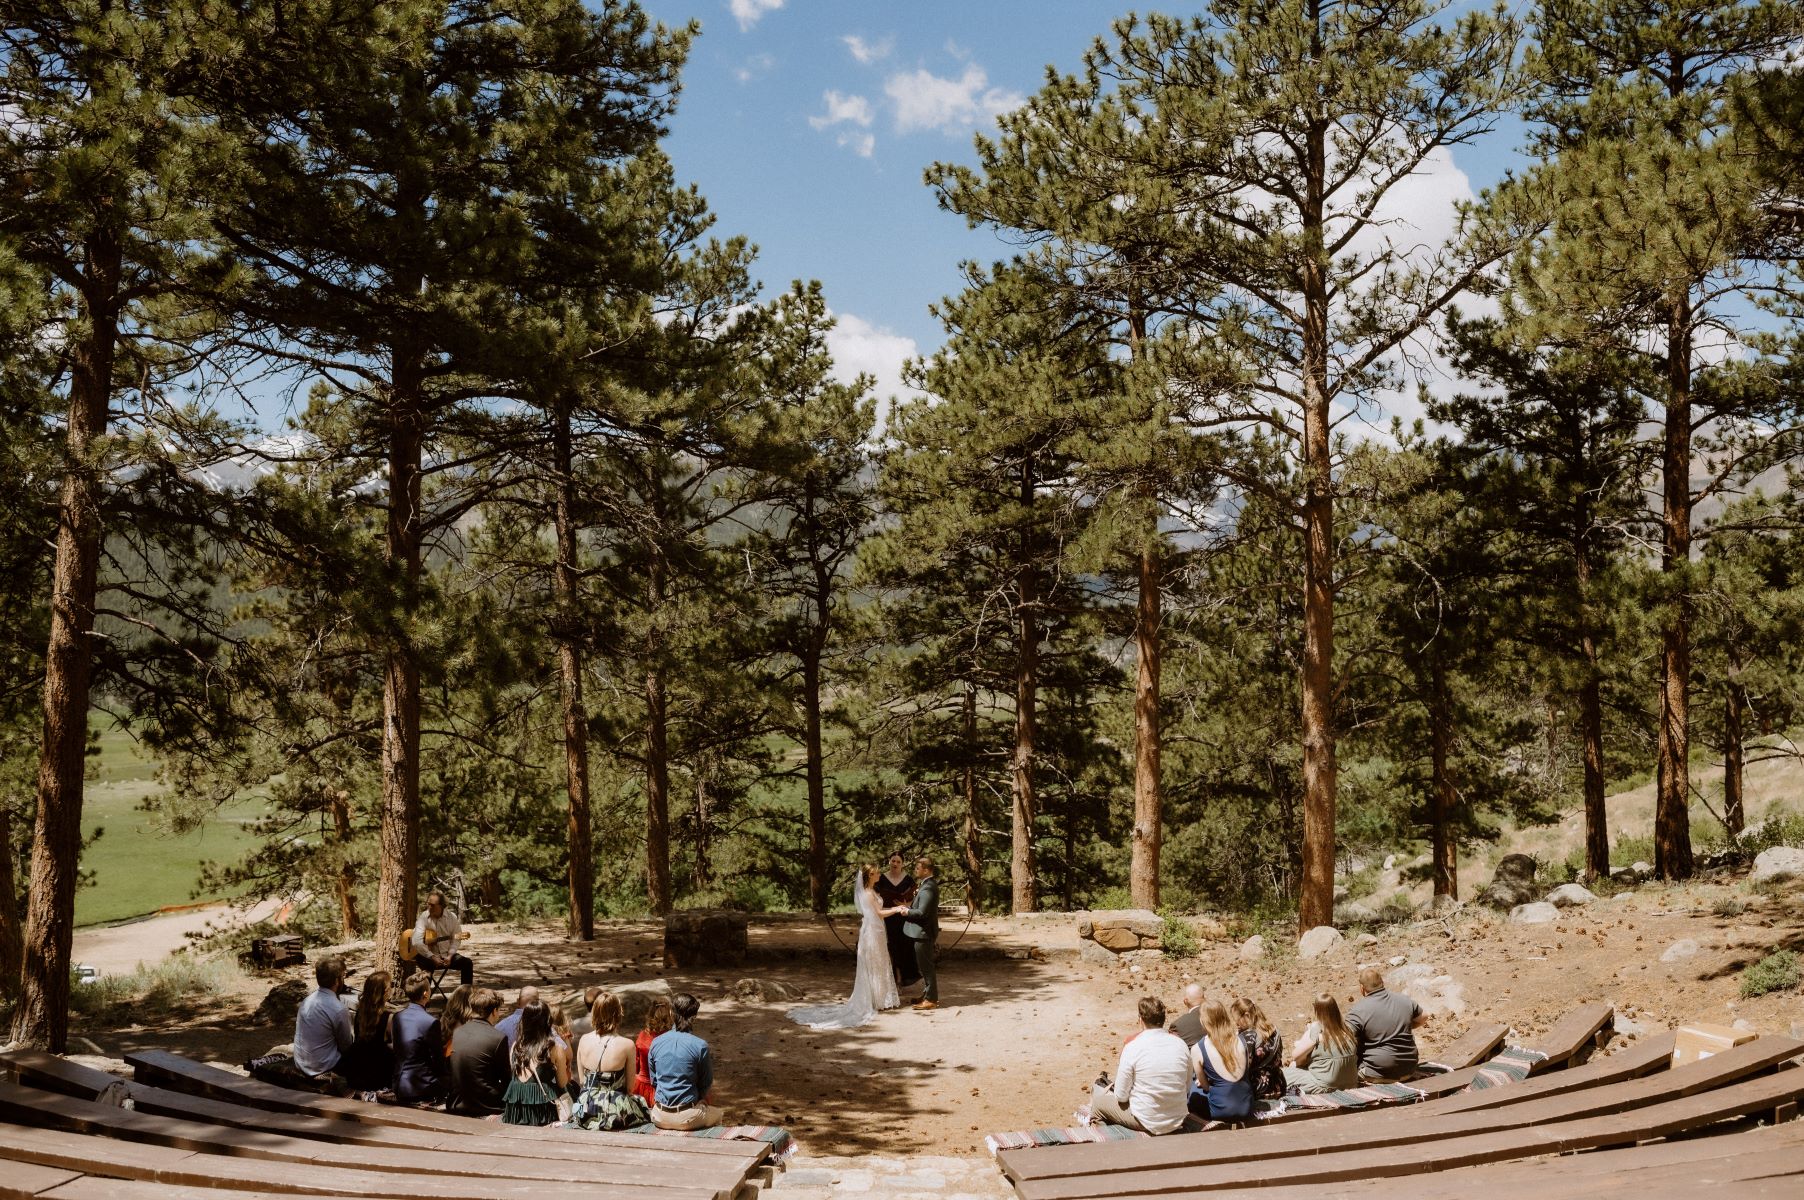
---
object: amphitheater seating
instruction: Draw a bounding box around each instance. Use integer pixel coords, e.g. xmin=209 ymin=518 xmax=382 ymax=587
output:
xmin=1418 ymin=1020 xmax=1508 ymax=1072
xmin=994 ymin=1028 xmax=1804 ymax=1199
xmin=0 ymin=1051 xmax=771 ymax=1200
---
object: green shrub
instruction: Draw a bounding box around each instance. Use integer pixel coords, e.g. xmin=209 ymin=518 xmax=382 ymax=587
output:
xmin=1713 ymin=897 xmax=1746 ymax=918
xmin=1342 ymin=866 xmax=1381 ymax=902
xmin=1740 ymin=950 xmax=1801 ymax=999
xmin=1089 ymin=885 xmax=1134 ymax=911
xmin=1159 ymin=907 xmax=1200 ymax=958
xmin=1610 ymin=834 xmax=1655 ymax=869
xmin=70 ymin=953 xmax=239 ymax=1020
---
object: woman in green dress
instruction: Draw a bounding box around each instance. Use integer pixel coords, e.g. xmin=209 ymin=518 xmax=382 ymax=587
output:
xmin=501 ymin=999 xmax=572 ymax=1126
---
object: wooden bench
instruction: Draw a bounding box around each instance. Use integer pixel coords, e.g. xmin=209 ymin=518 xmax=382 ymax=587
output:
xmin=1000 ymin=1033 xmax=1800 ymax=1187
xmin=0 ymin=1081 xmax=751 ymax=1198
xmin=124 ymin=1050 xmax=758 ymax=1159
xmin=1419 ymin=1021 xmax=1508 ymax=1072
xmin=1005 ymin=1059 xmax=1804 ymax=1198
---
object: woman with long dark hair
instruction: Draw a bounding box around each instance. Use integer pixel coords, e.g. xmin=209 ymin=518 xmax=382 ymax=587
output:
xmin=501 ymin=1000 xmax=573 ymax=1126
xmin=338 ymin=969 xmax=392 ymax=1092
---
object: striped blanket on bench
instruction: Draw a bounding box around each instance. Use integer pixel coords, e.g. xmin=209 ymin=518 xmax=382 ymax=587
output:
xmin=1463 ymin=1047 xmax=1547 ymax=1091
xmin=985 ymin=1122 xmax=1145 ymax=1158
xmin=1283 ymin=1080 xmax=1425 ymax=1112
xmin=624 ymin=1123 xmax=799 ymax=1161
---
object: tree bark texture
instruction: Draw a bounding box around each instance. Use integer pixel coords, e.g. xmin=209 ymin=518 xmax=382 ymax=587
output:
xmin=552 ymin=406 xmax=594 ymax=940
xmin=962 ymin=679 xmax=983 ymax=915
xmin=1724 ymin=680 xmax=1745 ymax=838
xmin=1296 ymin=108 xmax=1339 ymax=933
xmin=1427 ymin=658 xmax=1457 ymax=900
xmin=1655 ymin=301 xmax=1695 ymax=880
xmin=372 ymin=386 xmax=425 ymax=986
xmin=0 ymin=804 xmax=21 ymax=1000
xmin=1010 ymin=461 xmax=1039 ymax=914
xmin=12 ymin=229 xmax=119 ymax=1051
xmin=1131 ymin=546 xmax=1162 ymax=909
xmin=329 ymin=788 xmax=360 ymax=939
xmin=1575 ymin=550 xmax=1610 ymax=884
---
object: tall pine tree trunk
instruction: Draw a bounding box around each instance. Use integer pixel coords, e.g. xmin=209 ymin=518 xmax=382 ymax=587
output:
xmin=1131 ymin=547 xmax=1162 ymax=909
xmin=0 ymin=804 xmax=21 ymax=999
xmin=13 ymin=230 xmax=119 ymax=1050
xmin=1655 ymin=300 xmax=1695 ymax=880
xmin=329 ymin=788 xmax=359 ymax=939
xmin=1011 ymin=459 xmax=1038 ymax=914
xmin=552 ymin=405 xmax=594 ymax=940
xmin=962 ymin=678 xmax=983 ymax=915
xmin=1576 ymin=549 xmax=1609 ymax=883
xmin=803 ymin=644 xmax=828 ymax=913
xmin=1428 ymin=656 xmax=1457 ymax=902
xmin=1296 ymin=112 xmax=1339 ymax=932
xmin=373 ymin=384 xmax=424 ymax=984
xmin=1724 ymin=675 xmax=1745 ymax=839
xmin=692 ymin=759 xmax=711 ymax=891
xmin=644 ymin=559 xmax=672 ymax=915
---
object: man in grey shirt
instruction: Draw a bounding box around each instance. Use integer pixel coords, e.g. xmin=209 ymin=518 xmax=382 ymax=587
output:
xmin=1345 ymin=966 xmax=1426 ymax=1081
xmin=293 ymin=954 xmax=353 ymax=1079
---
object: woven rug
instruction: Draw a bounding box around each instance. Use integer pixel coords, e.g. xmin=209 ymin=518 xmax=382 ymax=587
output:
xmin=985 ymin=1122 xmax=1145 ymax=1158
xmin=1284 ymin=1080 xmax=1424 ymax=1112
xmin=1463 ymin=1047 xmax=1548 ymax=1092
xmin=624 ymin=1123 xmax=798 ymax=1161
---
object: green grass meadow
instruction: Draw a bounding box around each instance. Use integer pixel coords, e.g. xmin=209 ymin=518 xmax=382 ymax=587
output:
xmin=75 ymin=722 xmax=265 ymax=926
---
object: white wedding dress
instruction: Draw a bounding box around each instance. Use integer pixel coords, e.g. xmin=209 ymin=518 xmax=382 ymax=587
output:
xmin=785 ymin=876 xmax=900 ymax=1030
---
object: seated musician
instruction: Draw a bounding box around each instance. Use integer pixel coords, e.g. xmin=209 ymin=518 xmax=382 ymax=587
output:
xmin=409 ymin=889 xmax=474 ymax=987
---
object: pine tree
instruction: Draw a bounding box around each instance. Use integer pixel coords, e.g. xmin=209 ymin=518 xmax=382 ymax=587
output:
xmin=1516 ymin=0 xmax=1796 ymax=880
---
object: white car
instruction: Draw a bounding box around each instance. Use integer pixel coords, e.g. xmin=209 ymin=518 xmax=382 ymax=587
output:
xmin=73 ymin=964 xmax=101 ymax=986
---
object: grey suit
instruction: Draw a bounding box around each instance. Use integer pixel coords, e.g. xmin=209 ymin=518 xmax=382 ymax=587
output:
xmin=902 ymin=874 xmax=940 ymax=1001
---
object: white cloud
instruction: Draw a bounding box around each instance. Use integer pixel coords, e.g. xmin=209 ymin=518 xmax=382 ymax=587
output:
xmin=843 ymin=34 xmax=893 ymax=64
xmin=734 ymin=53 xmax=775 ymax=83
xmin=809 ymin=90 xmax=874 ymax=130
xmin=728 ymin=0 xmax=782 ymax=32
xmin=885 ymin=64 xmax=1023 ymax=134
xmin=827 ymin=312 xmax=919 ymax=432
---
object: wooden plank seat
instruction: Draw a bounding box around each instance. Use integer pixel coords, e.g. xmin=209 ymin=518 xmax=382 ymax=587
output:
xmin=0 ymin=1080 xmax=752 ymax=1198
xmin=1179 ymin=1115 xmax=1804 ymax=1200
xmin=1001 ymin=1032 xmax=1798 ymax=1187
xmin=0 ymin=1052 xmax=734 ymax=1171
xmin=124 ymin=1049 xmax=759 ymax=1159
xmin=1006 ymin=1062 xmax=1804 ymax=1198
xmin=0 ymin=1122 xmax=720 ymax=1200
xmin=1418 ymin=1021 xmax=1508 ymax=1072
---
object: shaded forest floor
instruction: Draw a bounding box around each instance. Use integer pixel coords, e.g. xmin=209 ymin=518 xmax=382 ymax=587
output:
xmin=65 ymin=875 xmax=1804 ymax=1158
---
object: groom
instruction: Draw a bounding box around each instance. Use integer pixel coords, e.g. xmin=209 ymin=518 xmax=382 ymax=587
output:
xmin=902 ymin=856 xmax=940 ymax=1011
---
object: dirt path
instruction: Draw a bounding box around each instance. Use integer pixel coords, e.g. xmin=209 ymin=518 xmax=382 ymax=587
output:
xmin=72 ymin=897 xmax=288 ymax=976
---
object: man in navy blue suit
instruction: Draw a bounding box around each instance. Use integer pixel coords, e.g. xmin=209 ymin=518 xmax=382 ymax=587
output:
xmin=901 ymin=856 xmax=941 ymax=1010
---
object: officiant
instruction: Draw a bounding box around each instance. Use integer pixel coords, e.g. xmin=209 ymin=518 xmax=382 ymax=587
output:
xmin=874 ymin=852 xmax=921 ymax=990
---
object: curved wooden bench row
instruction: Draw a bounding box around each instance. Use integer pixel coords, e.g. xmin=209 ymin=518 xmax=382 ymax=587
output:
xmin=1 ymin=1051 xmax=726 ymax=1172
xmin=1012 ymin=1063 xmax=1804 ymax=1198
xmin=0 ymin=1082 xmax=747 ymax=1198
xmin=1003 ymin=1032 xmax=1796 ymax=1186
xmin=1419 ymin=1021 xmax=1508 ymax=1073
xmin=122 ymin=1049 xmax=758 ymax=1159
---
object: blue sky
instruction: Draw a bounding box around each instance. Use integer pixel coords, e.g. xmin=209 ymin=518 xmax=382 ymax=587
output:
xmin=634 ymin=0 xmax=1526 ymax=411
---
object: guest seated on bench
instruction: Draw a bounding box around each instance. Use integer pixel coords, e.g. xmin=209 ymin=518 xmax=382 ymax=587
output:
xmin=339 ymin=969 xmax=394 ymax=1093
xmin=1346 ymin=966 xmax=1426 ymax=1082
xmin=293 ymin=954 xmax=353 ymax=1085
xmin=1232 ymin=997 xmax=1285 ymax=1099
xmin=633 ymin=996 xmax=673 ymax=1108
xmin=1090 ymin=996 xmax=1192 ymax=1135
xmin=570 ymin=989 xmax=651 ymax=1131
xmin=390 ymin=971 xmax=444 ymax=1105
xmin=503 ymin=999 xmax=573 ymax=1127
xmin=1284 ymin=993 xmax=1360 ymax=1093
xmin=1189 ymin=999 xmax=1253 ymax=1123
xmin=498 ymin=986 xmax=569 ymax=1050
xmin=449 ymin=987 xmax=511 ymax=1116
xmin=1168 ymin=983 xmax=1207 ymax=1048
xmin=570 ymin=986 xmax=604 ymax=1038
xmin=438 ymin=983 xmax=472 ymax=1062
xmin=648 ymin=993 xmax=724 ymax=1130
xmin=409 ymin=890 xmax=474 ymax=987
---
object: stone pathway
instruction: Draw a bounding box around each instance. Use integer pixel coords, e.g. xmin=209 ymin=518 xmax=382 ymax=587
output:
xmin=768 ymin=1154 xmax=1014 ymax=1200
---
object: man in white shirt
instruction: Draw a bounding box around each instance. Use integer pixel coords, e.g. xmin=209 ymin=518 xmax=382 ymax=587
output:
xmin=409 ymin=890 xmax=473 ymax=986
xmin=1091 ymin=996 xmax=1193 ymax=1134
xmin=292 ymin=954 xmax=353 ymax=1079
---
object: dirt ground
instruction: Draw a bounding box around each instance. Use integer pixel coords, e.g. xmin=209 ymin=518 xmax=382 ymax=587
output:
xmin=67 ymin=878 xmax=1804 ymax=1158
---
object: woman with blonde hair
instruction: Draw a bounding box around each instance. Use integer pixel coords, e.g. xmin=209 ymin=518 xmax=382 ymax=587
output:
xmin=1285 ymin=993 xmax=1359 ymax=1093
xmin=1231 ymin=997 xmax=1285 ymax=1099
xmin=570 ymin=989 xmax=651 ymax=1130
xmin=1188 ymin=1000 xmax=1253 ymax=1122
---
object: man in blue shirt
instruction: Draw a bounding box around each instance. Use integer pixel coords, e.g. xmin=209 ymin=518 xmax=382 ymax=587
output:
xmin=292 ymin=955 xmax=352 ymax=1080
xmin=647 ymin=992 xmax=723 ymax=1130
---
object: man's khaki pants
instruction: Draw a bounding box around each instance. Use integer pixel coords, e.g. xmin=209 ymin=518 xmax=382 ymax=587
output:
xmin=1088 ymin=1081 xmax=1145 ymax=1131
xmin=652 ymin=1102 xmax=725 ymax=1130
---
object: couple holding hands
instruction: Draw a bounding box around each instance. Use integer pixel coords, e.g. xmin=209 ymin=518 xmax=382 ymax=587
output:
xmin=787 ymin=854 xmax=941 ymax=1031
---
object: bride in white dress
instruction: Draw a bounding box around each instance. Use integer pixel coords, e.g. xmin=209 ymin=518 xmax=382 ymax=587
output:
xmin=786 ymin=865 xmax=901 ymax=1030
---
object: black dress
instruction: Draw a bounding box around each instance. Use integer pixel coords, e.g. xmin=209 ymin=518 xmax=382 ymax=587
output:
xmin=874 ymin=871 xmax=919 ymax=986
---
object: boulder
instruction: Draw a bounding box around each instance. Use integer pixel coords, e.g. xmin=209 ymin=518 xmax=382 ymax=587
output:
xmin=1090 ymin=909 xmax=1163 ymax=940
xmin=1092 ymin=925 xmax=1144 ymax=952
xmin=1659 ymin=939 xmax=1699 ymax=963
xmin=616 ymin=979 xmax=673 ymax=1029
xmin=1079 ymin=939 xmax=1119 ymax=967
xmin=1356 ymin=933 xmax=1379 ymax=947
xmin=1751 ymin=846 xmax=1804 ymax=884
xmin=663 ymin=909 xmax=748 ymax=969
xmin=1298 ymin=926 xmax=1344 ymax=961
xmin=1239 ymin=935 xmax=1267 ymax=962
xmin=731 ymin=978 xmax=803 ymax=1003
xmin=1546 ymin=883 xmax=1598 ymax=908
xmin=253 ymin=979 xmax=311 ymax=1028
xmin=1509 ymin=902 xmax=1560 ymax=925
xmin=1385 ymin=963 xmax=1436 ymax=990
xmin=1632 ymin=861 xmax=1653 ymax=877
xmin=1478 ymin=854 xmax=1541 ymax=910
xmin=1399 ymin=973 xmax=1467 ymax=1019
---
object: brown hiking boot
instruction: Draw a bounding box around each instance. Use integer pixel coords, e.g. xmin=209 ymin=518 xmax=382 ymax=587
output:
xmin=913 ymin=999 xmax=939 ymax=1010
